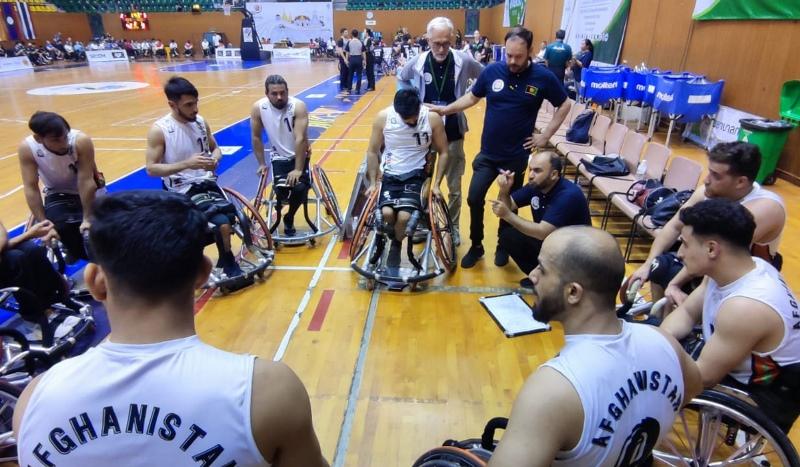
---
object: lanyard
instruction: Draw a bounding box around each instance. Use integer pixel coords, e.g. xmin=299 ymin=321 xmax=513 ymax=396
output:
xmin=427 ymin=52 xmax=452 ymax=101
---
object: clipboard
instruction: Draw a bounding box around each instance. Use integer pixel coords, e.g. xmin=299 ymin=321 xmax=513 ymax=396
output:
xmin=479 ymin=292 xmax=551 ymax=338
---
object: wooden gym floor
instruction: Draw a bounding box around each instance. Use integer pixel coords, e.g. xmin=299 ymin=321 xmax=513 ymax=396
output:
xmin=0 ymin=60 xmax=797 ymax=465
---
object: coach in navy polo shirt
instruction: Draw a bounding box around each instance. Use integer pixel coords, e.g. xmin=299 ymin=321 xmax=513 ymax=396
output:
xmin=491 ymin=151 xmax=590 ymax=287
xmin=430 ymin=26 xmax=571 ymax=269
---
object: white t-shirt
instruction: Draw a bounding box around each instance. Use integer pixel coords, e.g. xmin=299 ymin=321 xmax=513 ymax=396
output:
xmin=546 ymin=321 xmax=685 ymax=466
xmin=18 ymin=335 xmax=270 ymax=467
xmin=381 ymin=105 xmax=431 ymax=176
xmin=256 ymin=96 xmax=300 ymax=162
xmin=703 ymin=257 xmax=800 ymax=385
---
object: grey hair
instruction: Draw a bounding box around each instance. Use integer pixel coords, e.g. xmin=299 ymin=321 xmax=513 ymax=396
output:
xmin=427 ymin=17 xmax=454 ymax=35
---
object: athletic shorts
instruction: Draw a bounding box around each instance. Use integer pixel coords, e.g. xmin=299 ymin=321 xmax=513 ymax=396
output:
xmin=379 ymin=171 xmax=426 ymax=212
xmin=185 ymin=181 xmax=236 ymax=227
xmin=272 ymin=158 xmax=311 ymax=188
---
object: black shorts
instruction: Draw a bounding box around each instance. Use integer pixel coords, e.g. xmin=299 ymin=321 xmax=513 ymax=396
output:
xmin=44 ymin=192 xmax=89 ymax=261
xmin=272 ymin=158 xmax=311 ymax=187
xmin=379 ymin=172 xmax=426 ymax=212
xmin=185 ymin=181 xmax=236 ymax=227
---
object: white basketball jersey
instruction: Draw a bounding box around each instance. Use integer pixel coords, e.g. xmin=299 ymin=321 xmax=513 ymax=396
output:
xmin=154 ymin=113 xmax=215 ymax=194
xmin=546 ymin=321 xmax=684 ymax=467
xmin=25 ymin=130 xmax=81 ymax=195
xmin=703 ymin=257 xmax=800 ymax=385
xmin=381 ymin=106 xmax=431 ymax=176
xmin=257 ymin=96 xmax=299 ymax=162
xmin=740 ymin=183 xmax=785 ymax=254
xmin=18 ymin=335 xmax=270 ymax=467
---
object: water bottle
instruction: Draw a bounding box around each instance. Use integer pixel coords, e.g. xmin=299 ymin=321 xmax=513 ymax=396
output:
xmin=635 ymin=160 xmax=648 ymax=180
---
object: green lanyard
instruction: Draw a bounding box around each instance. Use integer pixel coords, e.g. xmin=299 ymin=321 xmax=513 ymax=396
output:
xmin=427 ymin=52 xmax=452 ymax=101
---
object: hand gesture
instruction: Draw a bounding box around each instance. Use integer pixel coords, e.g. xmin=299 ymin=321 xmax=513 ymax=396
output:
xmin=186 ymin=153 xmax=216 ymax=171
xmin=425 ymin=103 xmax=447 ymax=116
xmin=523 ymin=133 xmax=550 ymax=150
xmin=490 ymin=200 xmax=511 ymax=220
xmin=28 ymin=220 xmax=59 ymax=242
xmin=495 ymin=170 xmax=514 ymax=194
xmin=286 ymin=169 xmax=303 ymax=187
xmin=664 ymin=283 xmax=689 ymax=309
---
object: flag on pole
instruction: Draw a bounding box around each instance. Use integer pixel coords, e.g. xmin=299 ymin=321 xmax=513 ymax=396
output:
xmin=16 ymin=1 xmax=35 ymax=40
xmin=1 ymin=3 xmax=21 ymax=41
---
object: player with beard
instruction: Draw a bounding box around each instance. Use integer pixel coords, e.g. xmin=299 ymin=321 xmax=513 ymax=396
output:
xmin=146 ymin=76 xmax=242 ymax=278
xmin=429 ymin=27 xmax=571 ymax=270
xmin=18 ymin=111 xmax=102 ymax=262
xmin=489 ymin=226 xmax=701 ymax=467
xmin=250 ymin=74 xmax=311 ymax=237
xmin=490 ymin=151 xmax=590 ymax=288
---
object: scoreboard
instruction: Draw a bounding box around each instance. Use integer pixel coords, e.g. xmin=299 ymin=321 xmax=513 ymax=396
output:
xmin=120 ymin=11 xmax=150 ymax=30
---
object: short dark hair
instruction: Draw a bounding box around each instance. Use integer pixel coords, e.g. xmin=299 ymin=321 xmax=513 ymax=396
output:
xmin=542 ymin=151 xmax=563 ymax=174
xmin=351 ymin=29 xmax=359 ymax=37
xmin=164 ymin=76 xmax=198 ymax=102
xmin=504 ymin=27 xmax=533 ymax=50
xmin=679 ymin=198 xmax=755 ymax=251
xmin=707 ymin=142 xmax=761 ymax=182
xmin=88 ymin=190 xmax=210 ymax=303
xmin=340 ymin=27 xmax=347 ymax=34
xmin=583 ymin=38 xmax=594 ymax=52
xmin=554 ymin=228 xmax=625 ymax=309
xmin=555 ymin=29 xmax=566 ymax=40
xmin=28 ymin=111 xmax=70 ymax=138
xmin=265 ymin=74 xmax=288 ymax=92
xmin=393 ymin=88 xmax=421 ymax=119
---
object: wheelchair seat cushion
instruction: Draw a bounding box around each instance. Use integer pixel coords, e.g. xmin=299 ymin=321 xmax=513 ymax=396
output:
xmin=186 ymin=181 xmax=237 ymax=225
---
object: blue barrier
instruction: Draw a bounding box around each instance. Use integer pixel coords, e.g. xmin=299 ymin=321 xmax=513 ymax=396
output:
xmin=579 ymin=66 xmax=625 ymax=104
xmin=653 ymin=75 xmax=724 ymax=122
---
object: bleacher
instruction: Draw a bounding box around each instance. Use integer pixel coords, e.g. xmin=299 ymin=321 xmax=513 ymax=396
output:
xmin=50 ymin=0 xmax=220 ymax=13
xmin=346 ymin=0 xmax=502 ymax=10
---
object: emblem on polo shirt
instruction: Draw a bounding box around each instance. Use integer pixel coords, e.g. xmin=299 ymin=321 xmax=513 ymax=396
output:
xmin=424 ymin=72 xmax=433 ymax=85
xmin=525 ymin=85 xmax=538 ymax=96
xmin=492 ymin=79 xmax=504 ymax=92
xmin=531 ymin=196 xmax=540 ymax=210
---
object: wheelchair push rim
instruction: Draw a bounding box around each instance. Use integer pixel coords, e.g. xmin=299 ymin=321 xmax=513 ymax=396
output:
xmin=428 ymin=190 xmax=457 ymax=272
xmin=312 ymin=164 xmax=344 ymax=230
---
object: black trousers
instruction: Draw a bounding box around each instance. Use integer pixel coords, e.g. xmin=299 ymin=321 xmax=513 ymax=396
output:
xmin=0 ymin=240 xmax=66 ymax=312
xmin=348 ymin=56 xmax=363 ymax=92
xmin=467 ymin=153 xmax=528 ymax=248
xmin=272 ymin=159 xmax=311 ymax=226
xmin=339 ymin=59 xmax=349 ymax=91
xmin=498 ymin=224 xmax=542 ymax=275
xmin=44 ymin=193 xmax=89 ymax=261
xmin=365 ymin=56 xmax=375 ymax=89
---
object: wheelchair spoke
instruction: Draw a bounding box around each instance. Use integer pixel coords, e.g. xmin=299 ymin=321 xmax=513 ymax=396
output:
xmin=697 ymin=407 xmax=724 ymax=464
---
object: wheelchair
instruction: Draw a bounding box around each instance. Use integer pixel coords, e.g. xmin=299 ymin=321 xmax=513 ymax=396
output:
xmin=349 ymin=172 xmax=457 ymax=292
xmin=198 ymin=181 xmax=275 ymax=294
xmin=251 ymin=162 xmax=343 ymax=247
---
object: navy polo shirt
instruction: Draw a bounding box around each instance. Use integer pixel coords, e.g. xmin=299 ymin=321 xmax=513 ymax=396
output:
xmin=511 ymin=178 xmax=591 ymax=229
xmin=471 ymin=62 xmax=567 ymax=161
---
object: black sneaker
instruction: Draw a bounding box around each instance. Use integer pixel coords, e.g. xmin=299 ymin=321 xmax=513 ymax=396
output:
xmin=284 ymin=222 xmax=296 ymax=236
xmin=387 ymin=240 xmax=402 ymax=268
xmin=460 ymin=245 xmax=484 ymax=269
xmin=519 ymin=277 xmax=534 ymax=289
xmin=494 ymin=248 xmax=509 ymax=267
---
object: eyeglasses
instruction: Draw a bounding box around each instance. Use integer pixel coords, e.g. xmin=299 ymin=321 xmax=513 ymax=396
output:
xmin=430 ymin=41 xmax=451 ymax=49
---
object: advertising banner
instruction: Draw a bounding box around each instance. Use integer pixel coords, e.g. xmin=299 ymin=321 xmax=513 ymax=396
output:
xmin=246 ymin=2 xmax=333 ymax=43
xmin=562 ymin=0 xmax=631 ymax=66
xmin=693 ymin=0 xmax=800 ymax=20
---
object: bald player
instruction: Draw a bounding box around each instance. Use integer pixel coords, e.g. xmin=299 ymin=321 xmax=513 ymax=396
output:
xmin=490 ymin=226 xmax=701 ymax=467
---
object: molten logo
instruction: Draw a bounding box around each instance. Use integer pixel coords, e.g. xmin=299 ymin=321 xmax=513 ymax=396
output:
xmin=656 ymin=91 xmax=674 ymax=102
xmin=590 ymin=81 xmax=618 ymax=89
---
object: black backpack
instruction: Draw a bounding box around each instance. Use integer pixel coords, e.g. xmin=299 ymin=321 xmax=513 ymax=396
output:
xmin=566 ymin=110 xmax=594 ymax=144
xmin=641 ymin=190 xmax=694 ymax=229
xmin=581 ymin=155 xmax=629 ymax=177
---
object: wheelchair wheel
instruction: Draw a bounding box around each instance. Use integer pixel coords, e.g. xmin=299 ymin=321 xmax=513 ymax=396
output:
xmin=349 ymin=187 xmax=379 ymax=260
xmin=0 ymin=380 xmax=20 ymax=463
xmin=412 ymin=446 xmax=487 ymax=467
xmin=313 ymin=164 xmax=343 ymax=229
xmin=428 ymin=191 xmax=457 ymax=272
xmin=222 ymin=187 xmax=275 ymax=254
xmin=653 ymin=388 xmax=800 ymax=466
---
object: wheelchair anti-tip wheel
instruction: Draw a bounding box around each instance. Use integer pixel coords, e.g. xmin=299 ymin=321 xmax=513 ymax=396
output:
xmin=653 ymin=388 xmax=800 ymax=466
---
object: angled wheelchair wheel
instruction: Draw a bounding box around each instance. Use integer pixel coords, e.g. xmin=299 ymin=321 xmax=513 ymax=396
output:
xmin=653 ymin=388 xmax=800 ymax=466
xmin=0 ymin=380 xmax=20 ymax=463
xmin=222 ymin=187 xmax=275 ymax=255
xmin=412 ymin=446 xmax=488 ymax=467
xmin=428 ymin=191 xmax=457 ymax=272
xmin=349 ymin=187 xmax=379 ymax=260
xmin=313 ymin=164 xmax=343 ymax=229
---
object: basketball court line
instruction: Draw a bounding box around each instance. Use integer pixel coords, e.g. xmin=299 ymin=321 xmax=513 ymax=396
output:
xmin=332 ymin=286 xmax=381 ymax=467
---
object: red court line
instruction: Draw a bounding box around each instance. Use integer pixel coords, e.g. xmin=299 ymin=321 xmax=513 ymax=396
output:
xmin=338 ymin=239 xmax=351 ymax=259
xmin=316 ymin=88 xmax=385 ymax=167
xmin=194 ymin=288 xmax=216 ymax=315
xmin=308 ymin=289 xmax=335 ymax=331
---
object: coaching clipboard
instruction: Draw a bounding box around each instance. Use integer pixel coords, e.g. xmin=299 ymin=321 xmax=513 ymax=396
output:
xmin=479 ymin=293 xmax=551 ymax=338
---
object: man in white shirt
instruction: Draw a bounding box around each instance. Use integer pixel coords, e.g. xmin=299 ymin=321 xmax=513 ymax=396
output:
xmin=14 ymin=190 xmax=329 ymax=467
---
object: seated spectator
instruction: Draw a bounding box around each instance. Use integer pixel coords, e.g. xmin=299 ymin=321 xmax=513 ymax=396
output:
xmin=169 ymin=39 xmax=179 ymax=57
xmin=183 ymin=40 xmax=193 ymax=57
xmin=660 ymin=199 xmax=800 ymax=433
xmin=491 ymin=151 xmax=591 ymax=288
